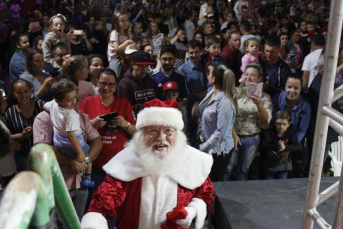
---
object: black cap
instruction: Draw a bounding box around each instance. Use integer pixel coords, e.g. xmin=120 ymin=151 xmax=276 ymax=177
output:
xmin=132 ymin=51 xmax=155 ymax=65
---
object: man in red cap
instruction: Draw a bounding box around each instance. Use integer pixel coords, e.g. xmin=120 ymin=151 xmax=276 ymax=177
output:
xmin=81 ymin=99 xmax=214 ymax=229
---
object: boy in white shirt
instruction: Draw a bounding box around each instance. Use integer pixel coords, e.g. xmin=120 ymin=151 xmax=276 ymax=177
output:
xmin=45 ymin=78 xmax=94 ymax=187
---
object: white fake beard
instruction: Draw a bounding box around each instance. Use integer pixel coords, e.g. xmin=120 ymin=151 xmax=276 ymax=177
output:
xmin=126 ymin=130 xmax=188 ymax=175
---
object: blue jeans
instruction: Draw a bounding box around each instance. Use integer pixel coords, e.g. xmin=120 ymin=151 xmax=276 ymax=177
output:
xmin=225 ymin=134 xmax=260 ymax=181
xmin=265 ymin=171 xmax=288 ymax=179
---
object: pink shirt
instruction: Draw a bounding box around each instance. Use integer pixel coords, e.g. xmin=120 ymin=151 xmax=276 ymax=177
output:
xmin=33 ymin=111 xmax=100 ymax=190
xmin=240 ymin=52 xmax=265 ymax=83
xmin=107 ymin=30 xmax=131 ymax=61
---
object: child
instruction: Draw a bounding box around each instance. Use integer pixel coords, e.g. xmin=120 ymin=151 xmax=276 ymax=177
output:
xmin=45 ymin=79 xmax=94 ymax=187
xmin=42 ymin=14 xmax=71 ymax=70
xmin=132 ymin=22 xmax=147 ymax=38
xmin=163 ymin=81 xmax=189 ymax=142
xmin=108 ymin=11 xmax=135 ymax=76
xmin=200 ymin=36 xmax=227 ymax=77
xmin=239 ymin=36 xmax=266 ymax=83
xmin=261 ymin=111 xmax=301 ymax=179
xmin=61 ymin=55 xmax=97 ymax=109
xmin=307 ymin=21 xmax=316 ymax=41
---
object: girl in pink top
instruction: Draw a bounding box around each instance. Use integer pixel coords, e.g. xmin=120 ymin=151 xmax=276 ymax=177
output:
xmin=239 ymin=36 xmax=266 ymax=83
xmin=108 ymin=11 xmax=135 ymax=77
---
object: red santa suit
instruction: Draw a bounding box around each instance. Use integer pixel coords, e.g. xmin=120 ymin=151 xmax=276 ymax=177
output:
xmin=81 ymin=99 xmax=214 ymax=229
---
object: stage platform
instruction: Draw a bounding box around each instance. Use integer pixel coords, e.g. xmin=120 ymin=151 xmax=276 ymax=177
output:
xmin=210 ymin=177 xmax=340 ymax=229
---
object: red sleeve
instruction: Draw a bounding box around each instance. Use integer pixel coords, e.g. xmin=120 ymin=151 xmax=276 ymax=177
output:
xmin=193 ymin=177 xmax=215 ymax=213
xmin=87 ymin=174 xmax=127 ymax=220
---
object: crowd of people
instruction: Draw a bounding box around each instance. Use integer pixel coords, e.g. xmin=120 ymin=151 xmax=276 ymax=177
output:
xmin=0 ymin=0 xmax=342 ymax=227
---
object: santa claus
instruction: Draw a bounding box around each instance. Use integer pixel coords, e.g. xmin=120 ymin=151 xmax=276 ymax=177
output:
xmin=81 ymin=99 xmax=214 ymax=229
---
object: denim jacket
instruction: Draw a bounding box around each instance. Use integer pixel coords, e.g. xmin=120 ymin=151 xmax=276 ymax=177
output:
xmin=272 ymin=90 xmax=311 ymax=143
xmin=198 ymin=89 xmax=236 ymax=154
xmin=9 ymin=51 xmax=26 ymax=84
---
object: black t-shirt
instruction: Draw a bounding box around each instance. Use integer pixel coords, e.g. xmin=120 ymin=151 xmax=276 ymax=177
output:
xmin=71 ymin=40 xmax=88 ymax=56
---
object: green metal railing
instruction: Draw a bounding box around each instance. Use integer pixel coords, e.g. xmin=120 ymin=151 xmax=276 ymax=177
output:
xmin=0 ymin=143 xmax=81 ymax=229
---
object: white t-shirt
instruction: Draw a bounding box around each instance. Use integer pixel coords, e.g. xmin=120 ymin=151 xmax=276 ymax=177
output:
xmin=45 ymin=100 xmax=84 ymax=148
xmin=107 ymin=30 xmax=131 ymax=61
xmin=185 ymin=21 xmax=195 ymax=41
xmin=301 ymin=48 xmax=323 ymax=87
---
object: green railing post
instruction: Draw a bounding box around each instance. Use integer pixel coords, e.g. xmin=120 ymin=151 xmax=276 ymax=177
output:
xmin=28 ymin=143 xmax=81 ymax=229
xmin=0 ymin=172 xmax=50 ymax=228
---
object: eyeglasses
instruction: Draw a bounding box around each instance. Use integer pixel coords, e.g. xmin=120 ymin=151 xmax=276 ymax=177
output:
xmin=98 ymin=82 xmax=117 ymax=88
xmin=146 ymin=127 xmax=175 ymax=138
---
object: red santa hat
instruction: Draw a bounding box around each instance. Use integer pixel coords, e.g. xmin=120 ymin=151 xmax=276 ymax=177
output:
xmin=136 ymin=99 xmax=184 ymax=131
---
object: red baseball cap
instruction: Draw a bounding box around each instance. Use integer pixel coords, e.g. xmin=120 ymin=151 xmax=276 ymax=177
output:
xmin=163 ymin=81 xmax=179 ymax=92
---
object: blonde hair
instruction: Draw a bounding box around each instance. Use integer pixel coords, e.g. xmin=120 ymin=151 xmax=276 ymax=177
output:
xmin=243 ymin=36 xmax=259 ymax=54
xmin=168 ymin=16 xmax=178 ymax=32
xmin=62 ymin=55 xmax=88 ymax=76
xmin=147 ymin=22 xmax=160 ymax=44
xmin=212 ymin=65 xmax=240 ymax=114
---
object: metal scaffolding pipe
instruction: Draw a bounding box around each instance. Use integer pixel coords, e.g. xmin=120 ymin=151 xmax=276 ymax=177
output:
xmin=28 ymin=143 xmax=81 ymax=229
xmin=333 ymin=84 xmax=343 ymax=103
xmin=308 ymin=209 xmax=332 ymax=229
xmin=302 ymin=0 xmax=343 ymax=227
xmin=317 ymin=181 xmax=339 ymax=206
xmin=322 ymin=106 xmax=343 ymax=127
xmin=0 ymin=172 xmax=49 ymax=228
xmin=329 ymin=119 xmax=343 ymax=137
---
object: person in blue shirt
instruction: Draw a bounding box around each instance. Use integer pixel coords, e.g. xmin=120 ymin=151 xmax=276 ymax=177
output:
xmin=271 ymin=73 xmax=311 ymax=177
xmin=178 ymin=40 xmax=209 ymax=146
xmin=197 ymin=64 xmax=239 ymax=181
xmin=151 ymin=45 xmax=190 ymax=109
xmin=9 ymin=33 xmax=30 ymax=84
xmin=271 ymin=73 xmax=311 ymax=144
xmin=200 ymin=36 xmax=227 ymax=79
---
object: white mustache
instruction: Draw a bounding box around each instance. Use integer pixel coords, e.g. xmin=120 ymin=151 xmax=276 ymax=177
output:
xmin=152 ymin=141 xmax=170 ymax=147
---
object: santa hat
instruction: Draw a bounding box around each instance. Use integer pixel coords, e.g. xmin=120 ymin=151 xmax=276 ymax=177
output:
xmin=136 ymin=99 xmax=184 ymax=131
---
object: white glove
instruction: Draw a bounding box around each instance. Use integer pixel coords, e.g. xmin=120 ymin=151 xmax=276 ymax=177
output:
xmin=175 ymin=207 xmax=197 ymax=228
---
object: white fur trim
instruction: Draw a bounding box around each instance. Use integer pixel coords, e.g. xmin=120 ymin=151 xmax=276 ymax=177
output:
xmin=187 ymin=198 xmax=207 ymax=229
xmin=103 ymin=145 xmax=213 ymax=189
xmin=136 ymin=107 xmax=184 ymax=130
xmin=81 ymin=212 xmax=108 ymax=229
xmin=138 ymin=175 xmax=178 ymax=229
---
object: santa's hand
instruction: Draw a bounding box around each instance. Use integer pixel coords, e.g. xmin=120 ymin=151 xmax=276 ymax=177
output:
xmin=175 ymin=207 xmax=196 ymax=228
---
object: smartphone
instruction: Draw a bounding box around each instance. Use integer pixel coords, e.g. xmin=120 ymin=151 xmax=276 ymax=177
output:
xmin=100 ymin=112 xmax=120 ymax=131
xmin=51 ymin=68 xmax=60 ymax=78
xmin=73 ymin=30 xmax=83 ymax=35
xmin=100 ymin=112 xmax=119 ymax=124
xmin=31 ymin=22 xmax=40 ymax=32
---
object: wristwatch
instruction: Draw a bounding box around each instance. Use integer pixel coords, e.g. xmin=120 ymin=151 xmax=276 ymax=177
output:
xmin=85 ymin=157 xmax=91 ymax=164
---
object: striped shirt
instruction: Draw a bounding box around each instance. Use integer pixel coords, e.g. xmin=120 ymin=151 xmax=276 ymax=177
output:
xmin=174 ymin=40 xmax=187 ymax=69
xmin=4 ymin=99 xmax=44 ymax=155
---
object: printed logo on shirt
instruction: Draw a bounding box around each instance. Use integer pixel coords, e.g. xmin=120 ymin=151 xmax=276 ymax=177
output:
xmin=134 ymin=89 xmax=155 ymax=100
xmin=132 ymin=111 xmax=136 ymax=121
xmin=158 ymin=83 xmax=163 ymax=87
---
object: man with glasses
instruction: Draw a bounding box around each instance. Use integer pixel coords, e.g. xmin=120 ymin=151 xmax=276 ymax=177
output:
xmin=117 ymin=51 xmax=161 ymax=115
xmin=152 ymin=45 xmax=190 ymax=109
xmin=81 ymin=99 xmax=214 ymax=229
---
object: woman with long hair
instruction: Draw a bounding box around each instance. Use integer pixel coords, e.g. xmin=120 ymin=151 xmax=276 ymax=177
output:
xmin=4 ymin=78 xmax=44 ymax=172
xmin=20 ymin=48 xmax=54 ymax=101
xmin=9 ymin=33 xmax=30 ymax=84
xmin=147 ymin=21 xmax=165 ymax=56
xmin=0 ymin=92 xmax=19 ymax=186
xmin=197 ymin=64 xmax=239 ymax=181
xmin=226 ymin=64 xmax=272 ymax=181
xmin=170 ymin=27 xmax=188 ymax=69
